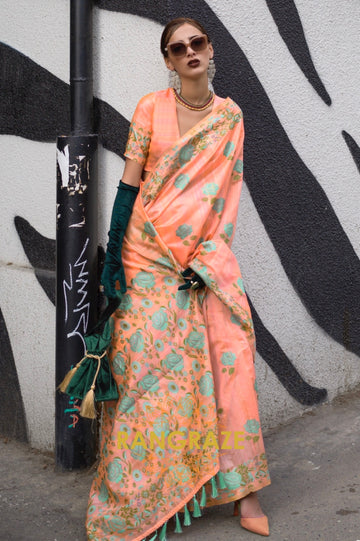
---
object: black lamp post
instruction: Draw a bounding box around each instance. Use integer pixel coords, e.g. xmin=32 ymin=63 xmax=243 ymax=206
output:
xmin=55 ymin=0 xmax=98 ymax=469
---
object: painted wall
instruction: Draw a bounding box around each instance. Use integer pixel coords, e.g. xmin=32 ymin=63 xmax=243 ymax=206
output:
xmin=0 ymin=0 xmax=359 ymax=451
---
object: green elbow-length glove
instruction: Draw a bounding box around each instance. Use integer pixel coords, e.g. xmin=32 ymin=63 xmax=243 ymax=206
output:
xmin=101 ymin=180 xmax=139 ymax=299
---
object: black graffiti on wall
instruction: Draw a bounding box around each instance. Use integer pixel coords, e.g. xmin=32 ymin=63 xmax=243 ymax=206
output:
xmin=1 ymin=1 xmax=360 ymax=436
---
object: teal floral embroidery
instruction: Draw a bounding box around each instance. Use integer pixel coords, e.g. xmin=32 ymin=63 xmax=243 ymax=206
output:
xmin=201 ymin=240 xmax=217 ymax=252
xmin=118 ymin=395 xmax=135 ymax=413
xmin=231 ymin=314 xmax=243 ymax=326
xmin=87 ymin=505 xmax=96 ymax=515
xmin=198 ymin=372 xmax=214 ymax=396
xmin=174 ymin=173 xmax=190 ymax=189
xmin=223 ymin=141 xmax=235 ymax=157
xmin=223 ymin=471 xmax=242 ymax=490
xmin=221 ymin=351 xmax=236 ymax=366
xmin=202 ymin=182 xmax=219 ymax=195
xmin=230 ymin=112 xmax=242 ymax=128
xmin=176 ymin=224 xmax=193 ymax=239
xmin=138 ymin=374 xmax=159 ymax=392
xmin=141 ymin=298 xmax=153 ymax=308
xmin=134 ymin=271 xmax=155 ymax=289
xmin=224 ymin=223 xmax=234 ymax=237
xmin=98 ymin=481 xmax=109 ymax=503
xmin=212 ymin=198 xmax=225 ymax=214
xmin=178 ymin=394 xmax=195 ymax=417
xmin=156 ymin=256 xmax=174 ymax=269
xmin=105 ymin=517 xmax=127 ymax=534
xmin=234 ymin=158 xmax=243 ymax=173
xmin=119 ymin=293 xmax=132 ymax=311
xmin=237 ymin=277 xmax=245 ymax=292
xmin=106 ymin=407 xmax=115 ymax=420
xmin=168 ymin=381 xmax=179 ymax=394
xmin=120 ymin=320 xmax=131 ymax=331
xmin=130 ymin=331 xmax=144 ymax=352
xmin=177 ymin=318 xmax=187 ymax=330
xmin=130 ymin=445 xmax=146 ymax=461
xmin=144 ymin=221 xmax=157 ymax=237
xmin=192 ymin=359 xmax=201 ymax=372
xmin=179 ymin=144 xmax=194 ymax=164
xmin=131 ymin=361 xmax=141 ymax=373
xmin=163 ymin=353 xmax=184 ymax=372
xmin=200 ymin=404 xmax=208 ymax=417
xmin=125 ymin=120 xmax=151 ymax=166
xmin=176 ymin=290 xmax=190 ymax=310
xmin=153 ymin=415 xmax=170 ymax=438
xmin=112 ymin=353 xmax=126 ymax=375
xmin=186 ymin=331 xmax=205 ymax=349
xmin=244 ymin=419 xmax=260 ymax=434
xmin=132 ymin=469 xmax=142 ymax=482
xmin=151 ymin=309 xmax=168 ymax=331
xmin=107 ymin=458 xmax=123 ymax=483
xmin=171 ymin=464 xmax=191 ymax=483
xmin=154 ymin=339 xmax=164 ymax=351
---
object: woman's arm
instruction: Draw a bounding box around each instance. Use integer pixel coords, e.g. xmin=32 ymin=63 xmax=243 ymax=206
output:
xmin=122 ymin=158 xmax=144 ymax=188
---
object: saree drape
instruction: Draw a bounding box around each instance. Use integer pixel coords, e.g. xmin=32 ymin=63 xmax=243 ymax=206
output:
xmin=86 ymin=97 xmax=270 ymax=541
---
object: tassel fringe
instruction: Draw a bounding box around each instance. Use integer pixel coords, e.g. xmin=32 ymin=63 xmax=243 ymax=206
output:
xmin=192 ymin=495 xmax=202 ymax=518
xmin=211 ymin=476 xmax=219 ymax=498
xmin=174 ymin=512 xmax=183 ymax=534
xmin=159 ymin=521 xmax=167 ymax=541
xmin=183 ymin=503 xmax=191 ymax=526
xmin=217 ymin=471 xmax=227 ymax=490
xmin=200 ymin=485 xmax=207 ymax=507
xmin=149 ymin=531 xmax=157 ymax=541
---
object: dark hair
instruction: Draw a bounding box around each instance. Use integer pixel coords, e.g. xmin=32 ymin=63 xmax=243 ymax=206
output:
xmin=160 ymin=17 xmax=211 ymax=57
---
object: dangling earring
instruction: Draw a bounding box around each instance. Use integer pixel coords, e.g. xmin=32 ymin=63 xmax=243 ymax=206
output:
xmin=208 ymin=59 xmax=216 ymax=83
xmin=169 ymin=70 xmax=181 ymax=92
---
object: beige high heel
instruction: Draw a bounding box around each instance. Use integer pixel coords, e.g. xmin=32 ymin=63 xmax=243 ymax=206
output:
xmin=233 ymin=499 xmax=270 ymax=537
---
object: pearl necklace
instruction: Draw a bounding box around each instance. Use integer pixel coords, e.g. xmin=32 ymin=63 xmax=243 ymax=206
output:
xmin=173 ymin=88 xmax=215 ymax=111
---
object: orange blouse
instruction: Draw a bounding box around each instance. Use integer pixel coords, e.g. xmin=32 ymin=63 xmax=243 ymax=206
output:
xmin=124 ymin=88 xmax=224 ymax=172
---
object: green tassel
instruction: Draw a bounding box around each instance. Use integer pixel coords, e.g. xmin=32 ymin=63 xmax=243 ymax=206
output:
xmin=149 ymin=532 xmax=157 ymax=541
xmin=217 ymin=471 xmax=226 ymax=490
xmin=159 ymin=521 xmax=167 ymax=541
xmin=200 ymin=485 xmax=207 ymax=507
xmin=183 ymin=503 xmax=192 ymax=526
xmin=174 ymin=512 xmax=183 ymax=534
xmin=211 ymin=476 xmax=219 ymax=498
xmin=192 ymin=495 xmax=202 ymax=518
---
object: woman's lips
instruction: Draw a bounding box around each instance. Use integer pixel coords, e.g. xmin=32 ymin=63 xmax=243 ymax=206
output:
xmin=188 ymin=59 xmax=200 ymax=67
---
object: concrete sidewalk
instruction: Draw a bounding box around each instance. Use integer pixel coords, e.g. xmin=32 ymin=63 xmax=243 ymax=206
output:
xmin=1 ymin=389 xmax=359 ymax=541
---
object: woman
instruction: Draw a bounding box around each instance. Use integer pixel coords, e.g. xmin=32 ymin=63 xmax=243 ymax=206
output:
xmin=87 ymin=18 xmax=271 ymax=540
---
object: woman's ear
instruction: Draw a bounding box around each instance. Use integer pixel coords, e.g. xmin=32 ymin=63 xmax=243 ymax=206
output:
xmin=164 ymin=57 xmax=175 ymax=71
xmin=209 ymin=43 xmax=214 ymax=60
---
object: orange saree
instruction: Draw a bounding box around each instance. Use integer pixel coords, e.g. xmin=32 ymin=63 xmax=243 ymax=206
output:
xmin=86 ymin=91 xmax=270 ymax=540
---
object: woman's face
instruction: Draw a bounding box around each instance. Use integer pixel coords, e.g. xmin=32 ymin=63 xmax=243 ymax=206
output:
xmin=165 ymin=23 xmax=213 ymax=81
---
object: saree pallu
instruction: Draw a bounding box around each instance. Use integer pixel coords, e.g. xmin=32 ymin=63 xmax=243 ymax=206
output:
xmin=87 ymin=98 xmax=270 ymax=540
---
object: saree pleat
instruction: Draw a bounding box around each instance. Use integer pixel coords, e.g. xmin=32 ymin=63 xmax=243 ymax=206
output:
xmin=86 ymin=98 xmax=270 ymax=540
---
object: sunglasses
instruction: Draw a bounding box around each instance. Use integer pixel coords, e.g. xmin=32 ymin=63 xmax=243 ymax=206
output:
xmin=165 ymin=35 xmax=208 ymax=58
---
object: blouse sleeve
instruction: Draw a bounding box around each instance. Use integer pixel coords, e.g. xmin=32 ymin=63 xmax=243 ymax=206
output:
xmin=124 ymin=93 xmax=155 ymax=166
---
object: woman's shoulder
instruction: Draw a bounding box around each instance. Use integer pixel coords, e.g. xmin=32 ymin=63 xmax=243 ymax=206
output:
xmin=136 ymin=88 xmax=172 ymax=107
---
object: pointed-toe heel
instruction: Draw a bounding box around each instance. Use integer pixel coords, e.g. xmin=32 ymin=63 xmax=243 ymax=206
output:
xmin=233 ymin=498 xmax=269 ymax=536
xmin=240 ymin=515 xmax=269 ymax=537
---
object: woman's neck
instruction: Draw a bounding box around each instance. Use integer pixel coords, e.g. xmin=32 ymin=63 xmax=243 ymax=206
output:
xmin=179 ymin=77 xmax=210 ymax=105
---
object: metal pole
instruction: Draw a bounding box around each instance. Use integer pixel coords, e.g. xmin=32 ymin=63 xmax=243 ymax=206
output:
xmin=55 ymin=0 xmax=98 ymax=469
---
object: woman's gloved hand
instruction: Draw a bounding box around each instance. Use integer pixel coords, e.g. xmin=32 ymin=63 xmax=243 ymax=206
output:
xmin=101 ymin=180 xmax=139 ymax=299
xmin=178 ymin=268 xmax=206 ymax=291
